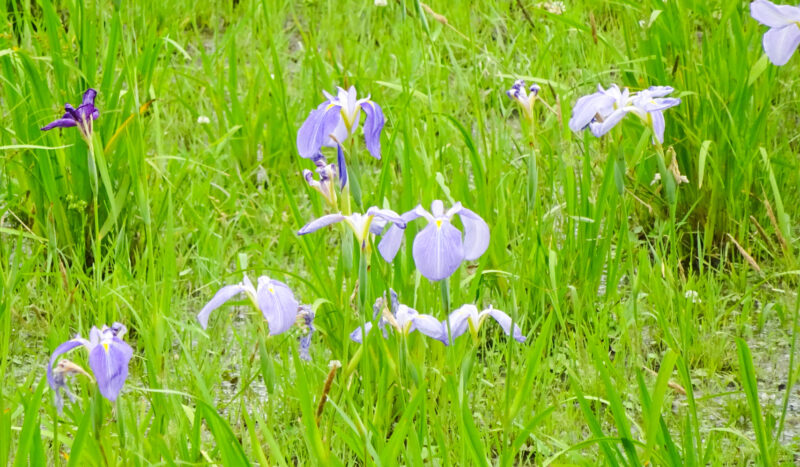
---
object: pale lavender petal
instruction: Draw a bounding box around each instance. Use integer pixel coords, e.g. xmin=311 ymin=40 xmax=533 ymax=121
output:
xmin=442 ymin=305 xmax=478 ymax=345
xmin=763 ymin=25 xmax=800 ymax=66
xmin=751 ymin=0 xmax=800 ymax=27
xmin=457 ymin=208 xmax=490 ymax=261
xmin=651 ymin=110 xmax=666 ymax=144
xmin=256 ymin=279 xmax=299 ymax=335
xmin=297 ymin=103 xmax=342 ymax=159
xmin=588 ymin=108 xmax=627 ymax=138
xmin=360 ymin=100 xmax=385 ymax=160
xmin=412 ymin=220 xmax=465 ymax=281
xmin=368 ymin=207 xmax=406 ymax=228
xmin=350 ymin=322 xmax=374 ymax=343
xmin=197 ymin=284 xmax=246 ymax=329
xmin=568 ymin=91 xmax=616 ymax=132
xmin=47 ymin=339 xmax=86 ymax=391
xmin=41 ymin=118 xmax=78 ymax=131
xmin=377 ymin=209 xmax=422 ymax=262
xmin=411 ymin=314 xmax=447 ymax=344
xmin=642 ymin=97 xmax=681 ymax=112
xmin=337 ymin=144 xmax=348 ymax=189
xmin=297 ymin=213 xmax=346 ymax=235
xmin=647 ymin=86 xmax=674 ymax=98
xmin=88 ymin=337 xmax=133 ymax=401
xmin=481 ymin=308 xmax=526 ymax=342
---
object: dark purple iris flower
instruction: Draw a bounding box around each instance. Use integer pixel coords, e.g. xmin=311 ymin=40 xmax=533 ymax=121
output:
xmin=47 ymin=323 xmax=133 ymax=411
xmin=41 ymin=88 xmax=100 ymax=140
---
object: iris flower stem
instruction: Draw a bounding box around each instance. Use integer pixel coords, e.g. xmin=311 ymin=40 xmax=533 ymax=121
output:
xmin=86 ymin=136 xmax=102 ymax=294
xmin=357 ymin=249 xmax=370 ymax=318
xmin=440 ymin=278 xmax=451 ymax=315
xmin=524 ymin=115 xmax=539 ymax=211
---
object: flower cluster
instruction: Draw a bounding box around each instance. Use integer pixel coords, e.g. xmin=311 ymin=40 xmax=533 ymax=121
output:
xmin=568 ymin=84 xmax=681 ymax=144
xmin=350 ymin=292 xmax=525 ymax=346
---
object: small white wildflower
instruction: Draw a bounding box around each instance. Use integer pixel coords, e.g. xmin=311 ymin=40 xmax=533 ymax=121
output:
xmin=684 ymin=290 xmax=701 ymax=304
xmin=375 ymin=0 xmax=387 ymax=5
xmin=536 ymin=1 xmax=566 ymax=14
xmin=328 ymin=360 xmax=342 ymax=370
xmin=650 ymin=172 xmax=662 ymax=186
xmin=197 ymin=115 xmax=211 ymax=124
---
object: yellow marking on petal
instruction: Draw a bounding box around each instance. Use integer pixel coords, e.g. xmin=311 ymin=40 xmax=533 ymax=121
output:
xmin=436 ymin=220 xmax=442 ymax=230
xmin=269 ymin=286 xmax=275 ymax=294
xmin=326 ymin=103 xmax=336 ymax=110
xmin=102 ymin=343 xmax=109 ymax=352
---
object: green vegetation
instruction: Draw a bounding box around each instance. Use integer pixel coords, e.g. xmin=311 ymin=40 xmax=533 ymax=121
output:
xmin=1 ymin=0 xmax=798 ymax=464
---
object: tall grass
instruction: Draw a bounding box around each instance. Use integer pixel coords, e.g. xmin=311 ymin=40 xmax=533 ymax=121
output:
xmin=1 ymin=0 xmax=799 ymax=464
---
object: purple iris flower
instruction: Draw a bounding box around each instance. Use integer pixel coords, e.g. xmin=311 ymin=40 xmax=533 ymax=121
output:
xmin=297 ymin=305 xmax=316 ymax=361
xmin=438 ymin=304 xmax=526 ymax=345
xmin=568 ymin=84 xmax=681 ymax=144
xmin=350 ymin=291 xmax=444 ymax=343
xmin=197 ymin=274 xmax=299 ymax=336
xmin=47 ymin=323 xmax=133 ymax=411
xmin=304 ymin=155 xmax=341 ymax=207
xmin=378 ymin=200 xmax=490 ymax=281
xmin=296 ymin=86 xmax=385 ymax=180
xmin=41 ymin=88 xmax=100 ymax=140
xmin=750 ymin=0 xmax=800 ymax=66
xmin=297 ymin=206 xmax=406 ymax=251
xmin=506 ymin=79 xmax=541 ymax=120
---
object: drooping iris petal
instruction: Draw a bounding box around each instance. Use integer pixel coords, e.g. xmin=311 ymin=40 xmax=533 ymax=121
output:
xmin=411 ymin=314 xmax=447 ymax=344
xmin=457 ymin=208 xmax=490 ymax=261
xmin=568 ymin=91 xmax=616 ymax=132
xmin=88 ymin=337 xmax=133 ymax=401
xmin=442 ymin=305 xmax=479 ymax=345
xmin=197 ymin=284 xmax=246 ymax=329
xmin=296 ymin=103 xmax=343 ymax=159
xmin=360 ymin=100 xmax=385 ymax=160
xmin=41 ymin=118 xmax=78 ymax=131
xmin=297 ymin=213 xmax=346 ymax=235
xmin=650 ymin=110 xmax=666 ymax=144
xmin=588 ymin=108 xmax=628 ymax=138
xmin=750 ymin=0 xmax=800 ymax=28
xmin=337 ymin=144 xmax=348 ymax=188
xmin=646 ymin=86 xmax=675 ymax=98
xmin=762 ymin=24 xmax=800 ymax=66
xmin=378 ymin=209 xmax=422 ymax=262
xmin=350 ymin=322 xmax=374 ymax=343
xmin=256 ymin=278 xmax=299 ymax=335
xmin=480 ymin=308 xmax=526 ymax=343
xmin=47 ymin=339 xmax=87 ymax=392
xmin=412 ymin=220 xmax=465 ymax=281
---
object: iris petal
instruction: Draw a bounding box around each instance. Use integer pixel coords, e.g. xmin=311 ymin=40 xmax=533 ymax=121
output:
xmin=349 ymin=322 xmax=373 ymax=343
xmin=47 ymin=339 xmax=87 ymax=392
xmin=650 ymin=110 xmax=666 ymax=144
xmin=377 ymin=209 xmax=422 ymax=262
xmin=569 ymin=92 xmax=616 ymax=132
xmin=442 ymin=305 xmax=479 ymax=345
xmin=88 ymin=337 xmax=133 ymax=401
xmin=360 ymin=100 xmax=385 ymax=160
xmin=589 ymin=108 xmax=628 ymax=137
xmin=257 ymin=279 xmax=299 ymax=335
xmin=41 ymin=118 xmax=78 ymax=131
xmin=751 ymin=0 xmax=800 ymax=27
xmin=197 ymin=284 xmax=246 ymax=329
xmin=480 ymin=307 xmax=526 ymax=343
xmin=457 ymin=208 xmax=490 ymax=261
xmin=298 ymin=213 xmax=346 ymax=235
xmin=763 ymin=25 xmax=800 ymax=66
xmin=412 ymin=220 xmax=464 ymax=281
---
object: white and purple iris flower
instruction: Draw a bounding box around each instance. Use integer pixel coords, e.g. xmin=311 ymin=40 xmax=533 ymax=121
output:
xmin=297 ymin=86 xmax=385 ymax=183
xmin=506 ymin=79 xmax=541 ymax=120
xmin=47 ymin=323 xmax=133 ymax=411
xmin=568 ymin=84 xmax=681 ymax=144
xmin=378 ymin=200 xmax=490 ymax=281
xmin=297 ymin=206 xmax=406 ymax=251
xmin=349 ymin=291 xmax=444 ymax=343
xmin=750 ymin=0 xmax=800 ymax=66
xmin=437 ymin=304 xmax=526 ymax=345
xmin=41 ymin=88 xmax=100 ymax=140
xmin=197 ymin=274 xmax=299 ymax=336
